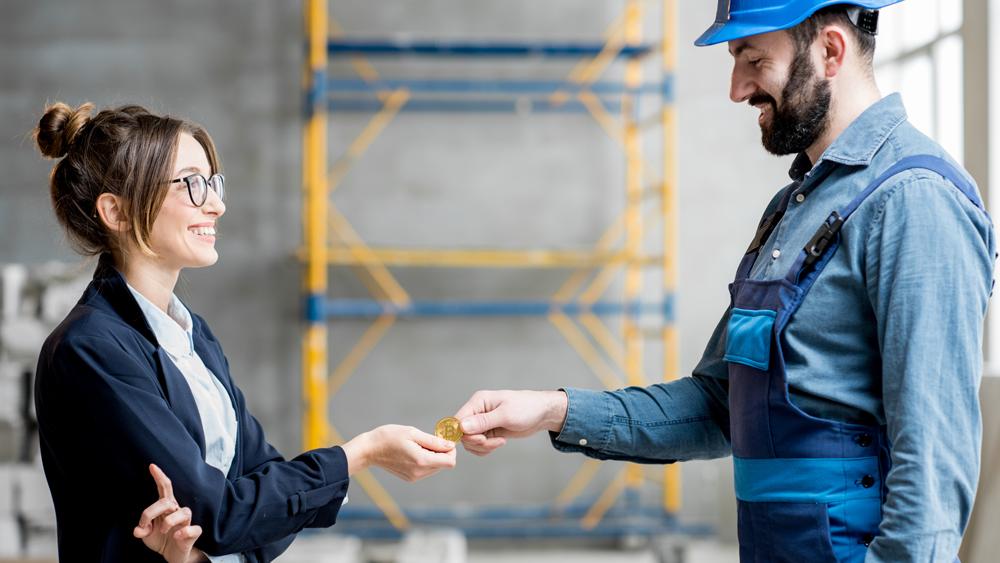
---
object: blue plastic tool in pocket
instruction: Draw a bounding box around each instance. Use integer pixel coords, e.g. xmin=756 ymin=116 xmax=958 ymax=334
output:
xmin=724 ymin=308 xmax=776 ymax=370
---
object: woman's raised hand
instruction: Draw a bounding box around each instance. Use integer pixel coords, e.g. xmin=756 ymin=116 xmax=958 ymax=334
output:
xmin=133 ymin=464 xmax=206 ymax=563
xmin=342 ymin=424 xmax=457 ymax=482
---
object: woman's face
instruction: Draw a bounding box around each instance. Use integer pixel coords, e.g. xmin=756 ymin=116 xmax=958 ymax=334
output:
xmin=148 ymin=132 xmax=225 ymax=270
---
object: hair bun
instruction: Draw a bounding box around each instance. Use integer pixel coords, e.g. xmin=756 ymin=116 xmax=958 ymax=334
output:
xmin=35 ymin=102 xmax=94 ymax=159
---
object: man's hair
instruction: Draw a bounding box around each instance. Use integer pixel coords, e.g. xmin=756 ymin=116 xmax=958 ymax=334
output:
xmin=788 ymin=6 xmax=877 ymax=69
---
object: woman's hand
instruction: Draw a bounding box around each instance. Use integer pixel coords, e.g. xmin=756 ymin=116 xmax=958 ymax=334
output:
xmin=133 ymin=464 xmax=207 ymax=563
xmin=342 ymin=424 xmax=457 ymax=482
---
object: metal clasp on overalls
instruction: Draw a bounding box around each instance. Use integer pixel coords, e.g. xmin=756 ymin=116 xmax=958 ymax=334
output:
xmin=803 ymin=211 xmax=845 ymax=266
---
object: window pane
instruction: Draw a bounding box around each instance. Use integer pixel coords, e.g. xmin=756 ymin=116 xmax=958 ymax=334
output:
xmin=939 ymin=0 xmax=962 ymax=34
xmin=876 ymin=64 xmax=901 ymax=95
xmin=900 ymin=54 xmax=935 ymax=139
xmin=934 ymin=36 xmax=963 ymax=164
xmin=900 ymin=0 xmax=940 ymax=51
xmin=876 ymin=5 xmax=904 ymax=61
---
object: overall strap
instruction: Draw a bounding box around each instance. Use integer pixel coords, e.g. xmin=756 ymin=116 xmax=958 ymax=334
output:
xmin=734 ymin=185 xmax=797 ymax=281
xmin=785 ymin=155 xmax=984 ymax=289
xmin=843 ymin=155 xmax=984 ymax=217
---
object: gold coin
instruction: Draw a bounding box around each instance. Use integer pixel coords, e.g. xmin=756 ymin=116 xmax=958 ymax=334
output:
xmin=435 ymin=416 xmax=463 ymax=443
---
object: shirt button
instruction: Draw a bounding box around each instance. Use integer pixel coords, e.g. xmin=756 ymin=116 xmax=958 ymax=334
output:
xmin=860 ymin=474 xmax=875 ymax=488
xmin=795 ymin=193 xmax=806 ymax=203
xmin=771 ymin=249 xmax=781 ymax=259
xmin=578 ymin=438 xmax=588 ymax=446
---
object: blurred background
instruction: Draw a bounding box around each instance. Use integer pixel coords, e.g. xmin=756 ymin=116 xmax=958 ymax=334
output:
xmin=1 ymin=1 xmax=998 ymax=562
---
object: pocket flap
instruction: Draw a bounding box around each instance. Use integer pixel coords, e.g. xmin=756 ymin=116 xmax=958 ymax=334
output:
xmin=724 ymin=308 xmax=776 ymax=371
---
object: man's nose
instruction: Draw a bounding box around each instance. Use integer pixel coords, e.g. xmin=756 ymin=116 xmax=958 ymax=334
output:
xmin=730 ymin=70 xmax=755 ymax=104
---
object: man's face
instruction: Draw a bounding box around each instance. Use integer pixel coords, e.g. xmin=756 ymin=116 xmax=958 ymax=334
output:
xmin=728 ymin=31 xmax=832 ymax=156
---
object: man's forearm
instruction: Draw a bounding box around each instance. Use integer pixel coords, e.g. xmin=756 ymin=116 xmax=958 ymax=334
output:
xmin=550 ymin=375 xmax=732 ymax=463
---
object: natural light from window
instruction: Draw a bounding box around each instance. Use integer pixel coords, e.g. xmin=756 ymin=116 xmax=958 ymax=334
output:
xmin=875 ymin=0 xmax=963 ymax=164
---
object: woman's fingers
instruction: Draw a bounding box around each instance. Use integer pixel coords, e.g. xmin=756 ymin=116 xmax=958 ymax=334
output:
xmin=364 ymin=424 xmax=465 ymax=483
xmin=160 ymin=506 xmax=192 ymax=534
xmin=135 ymin=497 xmax=180 ymax=533
xmin=410 ymin=446 xmax=458 ymax=479
xmin=411 ymin=439 xmax=457 ymax=467
xmin=174 ymin=524 xmax=202 ymax=543
xmin=149 ymin=463 xmax=174 ymax=501
xmin=409 ymin=428 xmax=456 ymax=453
xmin=135 ymin=464 xmax=180 ymax=539
xmin=134 ymin=465 xmax=204 ymax=563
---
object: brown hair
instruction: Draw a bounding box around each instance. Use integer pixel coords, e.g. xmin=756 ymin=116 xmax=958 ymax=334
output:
xmin=789 ymin=6 xmax=877 ymax=70
xmin=34 ymin=102 xmax=220 ymax=258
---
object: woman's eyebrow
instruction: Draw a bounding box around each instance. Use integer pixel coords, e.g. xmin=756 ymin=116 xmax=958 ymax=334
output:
xmin=173 ymin=166 xmax=204 ymax=177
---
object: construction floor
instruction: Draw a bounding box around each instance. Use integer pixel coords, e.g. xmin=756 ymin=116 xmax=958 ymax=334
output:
xmin=280 ymin=535 xmax=741 ymax=563
xmin=0 ymin=542 xmax=741 ymax=563
xmin=466 ymin=542 xmax=739 ymax=563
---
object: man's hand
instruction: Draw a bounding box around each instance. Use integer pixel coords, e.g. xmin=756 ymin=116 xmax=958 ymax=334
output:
xmin=454 ymin=390 xmax=568 ymax=456
xmin=133 ymin=464 xmax=206 ymax=563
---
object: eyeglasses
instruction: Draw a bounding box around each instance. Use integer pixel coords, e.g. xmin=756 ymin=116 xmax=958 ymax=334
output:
xmin=169 ymin=173 xmax=225 ymax=207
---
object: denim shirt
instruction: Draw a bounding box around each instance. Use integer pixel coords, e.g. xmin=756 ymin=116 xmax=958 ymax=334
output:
xmin=551 ymin=94 xmax=996 ymax=562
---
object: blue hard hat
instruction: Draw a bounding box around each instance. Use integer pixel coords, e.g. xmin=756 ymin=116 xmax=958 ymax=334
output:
xmin=695 ymin=0 xmax=903 ymax=47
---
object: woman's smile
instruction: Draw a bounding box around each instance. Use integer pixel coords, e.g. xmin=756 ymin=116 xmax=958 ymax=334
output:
xmin=188 ymin=222 xmax=217 ymax=244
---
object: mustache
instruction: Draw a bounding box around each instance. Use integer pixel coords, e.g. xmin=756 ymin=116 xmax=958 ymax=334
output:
xmin=748 ymin=93 xmax=777 ymax=109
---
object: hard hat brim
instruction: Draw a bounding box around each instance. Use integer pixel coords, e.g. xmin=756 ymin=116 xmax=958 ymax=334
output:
xmin=694 ymin=20 xmax=787 ymax=47
xmin=694 ymin=0 xmax=904 ymax=47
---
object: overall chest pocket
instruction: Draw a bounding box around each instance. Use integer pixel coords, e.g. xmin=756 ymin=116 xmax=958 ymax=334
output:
xmin=724 ymin=308 xmax=776 ymax=371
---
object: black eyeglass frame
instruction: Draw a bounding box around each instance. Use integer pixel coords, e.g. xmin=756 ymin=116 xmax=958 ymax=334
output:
xmin=169 ymin=173 xmax=225 ymax=207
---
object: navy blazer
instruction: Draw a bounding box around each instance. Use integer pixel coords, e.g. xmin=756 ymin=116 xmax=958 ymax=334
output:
xmin=34 ymin=253 xmax=350 ymax=562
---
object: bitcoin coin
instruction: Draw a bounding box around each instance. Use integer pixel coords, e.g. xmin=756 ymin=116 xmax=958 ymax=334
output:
xmin=435 ymin=416 xmax=463 ymax=443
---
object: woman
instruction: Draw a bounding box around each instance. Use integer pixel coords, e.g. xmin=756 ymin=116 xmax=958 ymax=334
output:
xmin=32 ymin=102 xmax=457 ymax=562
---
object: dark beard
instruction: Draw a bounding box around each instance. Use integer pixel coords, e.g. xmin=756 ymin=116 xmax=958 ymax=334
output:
xmin=753 ymin=47 xmax=832 ymax=156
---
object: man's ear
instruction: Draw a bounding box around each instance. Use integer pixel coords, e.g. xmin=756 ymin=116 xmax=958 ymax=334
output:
xmin=95 ymin=193 xmax=130 ymax=233
xmin=819 ymin=24 xmax=849 ymax=78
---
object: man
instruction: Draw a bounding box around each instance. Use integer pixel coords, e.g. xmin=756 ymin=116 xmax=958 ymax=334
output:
xmin=454 ymin=1 xmax=996 ymax=561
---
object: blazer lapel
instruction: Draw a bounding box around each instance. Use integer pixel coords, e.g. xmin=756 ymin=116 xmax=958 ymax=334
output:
xmin=154 ymin=348 xmax=208 ymax=457
xmin=192 ymin=332 xmax=243 ymax=479
xmin=88 ymin=253 xmax=240 ymax=476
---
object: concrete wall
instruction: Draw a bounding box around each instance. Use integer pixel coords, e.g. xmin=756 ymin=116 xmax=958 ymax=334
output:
xmin=0 ymin=0 xmax=789 ymax=536
xmin=2 ymin=0 xmax=305 ymax=451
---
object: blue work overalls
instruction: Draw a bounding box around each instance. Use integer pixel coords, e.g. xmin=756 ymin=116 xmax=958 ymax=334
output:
xmin=724 ymin=156 xmax=986 ymax=562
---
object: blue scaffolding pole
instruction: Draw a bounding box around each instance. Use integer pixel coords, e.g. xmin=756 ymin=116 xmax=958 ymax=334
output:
xmin=328 ymin=98 xmax=623 ymax=114
xmin=327 ymin=77 xmax=670 ymax=96
xmin=326 ymin=499 xmax=715 ymax=540
xmin=310 ymin=297 xmax=674 ymax=320
xmin=329 ymin=39 xmax=654 ymax=58
xmin=326 ymin=76 xmax=673 ymax=113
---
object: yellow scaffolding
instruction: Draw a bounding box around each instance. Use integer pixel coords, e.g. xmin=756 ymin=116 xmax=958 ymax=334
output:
xmin=302 ymin=0 xmax=680 ymax=537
